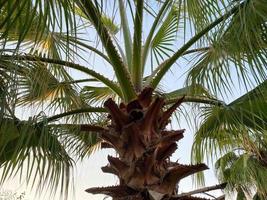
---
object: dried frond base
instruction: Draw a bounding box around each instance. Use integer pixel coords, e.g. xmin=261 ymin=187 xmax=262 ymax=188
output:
xmin=86 ymin=88 xmax=209 ymax=200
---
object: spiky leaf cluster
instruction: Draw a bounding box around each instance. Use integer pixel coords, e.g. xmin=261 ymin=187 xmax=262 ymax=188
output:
xmin=86 ymin=88 xmax=208 ymax=200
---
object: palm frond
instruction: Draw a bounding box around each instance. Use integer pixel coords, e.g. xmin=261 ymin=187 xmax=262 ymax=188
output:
xmin=183 ymin=0 xmax=226 ymax=33
xmin=53 ymin=123 xmax=105 ymax=160
xmin=142 ymin=0 xmax=172 ymax=70
xmin=186 ymin=0 xmax=267 ymax=95
xmin=0 ymin=116 xmax=73 ymax=199
xmin=151 ymin=5 xmax=180 ymax=66
xmin=76 ymin=0 xmax=136 ymax=101
xmin=163 ymin=84 xmax=212 ymax=99
xmin=0 ymin=54 xmax=123 ymax=96
xmin=192 ymin=80 xmax=267 ymax=168
xmin=216 ymin=152 xmax=267 ymax=198
xmin=17 ymin=62 xmax=82 ymax=109
xmin=0 ymin=56 xmax=84 ymax=112
xmin=0 ymin=0 xmax=76 ymax=49
xmin=149 ymin=1 xmax=244 ymax=89
xmin=118 ymin=0 xmax=133 ymax=70
xmin=81 ymin=86 xmax=118 ymax=105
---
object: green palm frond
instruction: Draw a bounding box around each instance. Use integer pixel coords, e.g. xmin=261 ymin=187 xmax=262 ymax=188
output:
xmin=142 ymin=0 xmax=173 ymax=70
xmin=151 ymin=5 xmax=180 ymax=66
xmin=0 ymin=116 xmax=73 ymax=199
xmin=216 ymin=152 xmax=267 ymax=198
xmin=17 ymin=62 xmax=81 ymax=108
xmin=28 ymin=32 xmax=88 ymax=62
xmin=1 ymin=3 xmax=91 ymax=74
xmin=74 ymin=4 xmax=120 ymax=35
xmin=0 ymin=57 xmax=83 ymax=112
xmin=0 ymin=109 xmax=107 ymax=196
xmin=163 ymin=84 xmax=212 ymax=99
xmin=185 ymin=47 xmax=235 ymax=95
xmin=0 ymin=53 xmax=119 ymax=119
xmin=81 ymin=86 xmax=118 ymax=105
xmin=0 ymin=53 xmax=123 ymax=97
xmin=183 ymin=0 xmax=225 ymax=33
xmin=0 ymin=0 xmax=75 ymax=48
xmin=1 ymin=6 xmax=91 ymax=62
xmin=191 ymin=80 xmax=267 ymax=186
xmin=76 ymin=0 xmax=136 ymax=101
xmin=54 ymin=123 xmax=105 ymax=160
xmin=0 ymin=0 xmax=45 ymax=43
xmin=186 ymin=0 xmax=267 ymax=95
xmin=148 ymin=1 xmax=243 ymax=89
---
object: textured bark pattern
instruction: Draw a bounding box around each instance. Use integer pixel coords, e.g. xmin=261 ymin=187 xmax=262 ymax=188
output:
xmin=86 ymin=88 xmax=209 ymax=200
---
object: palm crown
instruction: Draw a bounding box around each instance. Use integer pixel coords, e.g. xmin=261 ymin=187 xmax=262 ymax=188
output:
xmin=0 ymin=0 xmax=267 ymax=199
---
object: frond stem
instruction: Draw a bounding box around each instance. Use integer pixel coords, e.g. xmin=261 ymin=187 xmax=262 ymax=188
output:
xmin=1 ymin=54 xmax=123 ymax=98
xmin=131 ymin=0 xmax=144 ymax=91
xmin=175 ymin=183 xmax=227 ymax=198
xmin=182 ymin=47 xmax=210 ymax=56
xmin=46 ymin=107 xmax=107 ymax=123
xmin=77 ymin=0 xmax=136 ymax=101
xmin=149 ymin=2 xmax=245 ymax=88
xmin=70 ymin=38 xmax=112 ymax=64
xmin=142 ymin=0 xmax=172 ymax=69
xmin=118 ymin=0 xmax=132 ymax=70
xmin=60 ymin=78 xmax=98 ymax=84
xmin=166 ymin=96 xmax=226 ymax=106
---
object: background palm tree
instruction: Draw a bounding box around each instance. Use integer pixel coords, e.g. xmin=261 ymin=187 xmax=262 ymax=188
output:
xmin=0 ymin=0 xmax=266 ymax=199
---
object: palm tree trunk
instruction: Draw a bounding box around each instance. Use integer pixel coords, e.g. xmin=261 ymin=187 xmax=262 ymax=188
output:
xmin=86 ymin=88 xmax=209 ymax=200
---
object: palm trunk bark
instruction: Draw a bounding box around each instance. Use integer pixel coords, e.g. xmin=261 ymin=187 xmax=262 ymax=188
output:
xmin=85 ymin=88 xmax=213 ymax=200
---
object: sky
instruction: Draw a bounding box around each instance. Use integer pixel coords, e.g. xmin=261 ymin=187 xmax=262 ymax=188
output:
xmin=0 ymin=1 xmax=250 ymax=199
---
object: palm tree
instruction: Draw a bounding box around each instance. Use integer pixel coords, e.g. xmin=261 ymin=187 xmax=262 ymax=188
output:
xmin=0 ymin=0 xmax=266 ymax=199
xmin=192 ymin=80 xmax=267 ymax=199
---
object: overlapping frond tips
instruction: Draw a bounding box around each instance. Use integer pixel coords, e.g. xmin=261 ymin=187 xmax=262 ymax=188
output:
xmin=74 ymin=4 xmax=120 ymax=35
xmin=0 ymin=57 xmax=84 ymax=112
xmin=50 ymin=123 xmax=106 ymax=160
xmin=0 ymin=0 xmax=76 ymax=49
xmin=0 ymin=116 xmax=73 ymax=199
xmin=17 ymin=62 xmax=80 ymax=106
xmin=81 ymin=85 xmax=118 ymax=105
xmin=151 ymin=5 xmax=180 ymax=66
xmin=192 ymin=80 xmax=267 ymax=178
xmin=0 ymin=110 xmax=109 ymax=198
xmin=216 ymin=151 xmax=267 ymax=198
xmin=183 ymin=0 xmax=226 ymax=33
xmin=163 ymin=84 xmax=212 ymax=100
xmin=186 ymin=0 xmax=267 ymax=95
